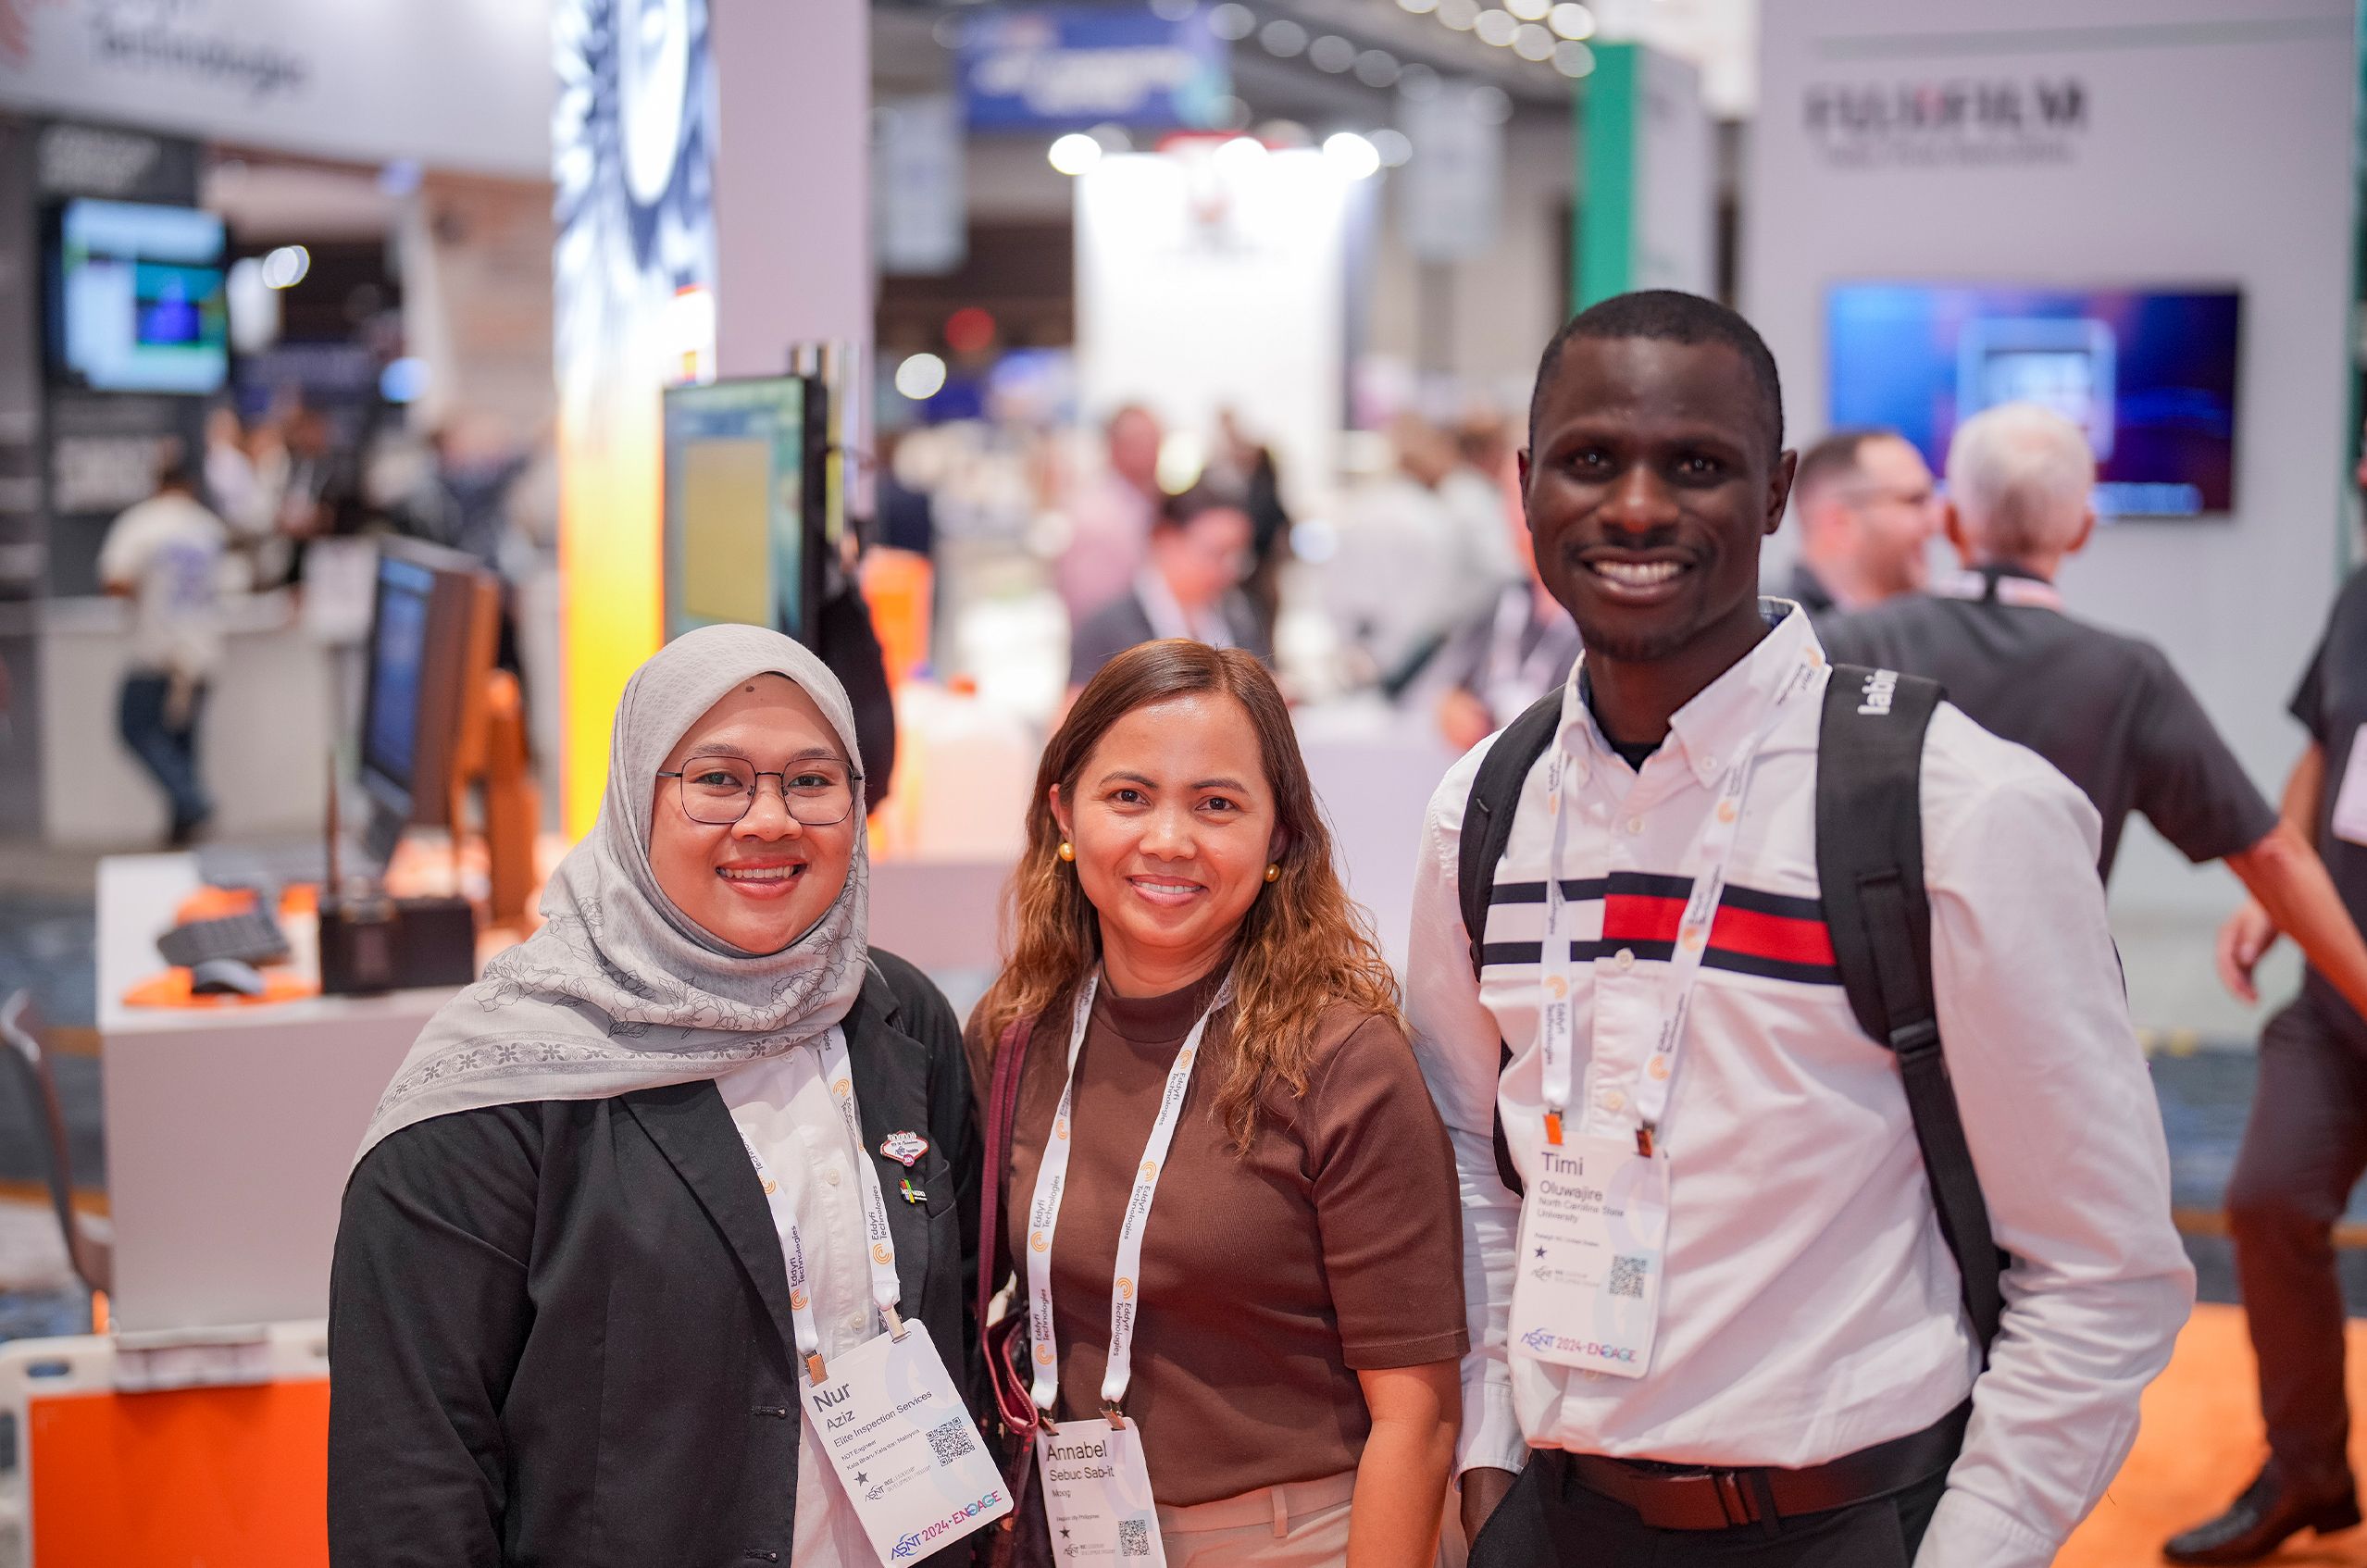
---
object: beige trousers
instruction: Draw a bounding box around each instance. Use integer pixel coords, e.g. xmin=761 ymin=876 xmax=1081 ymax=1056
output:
xmin=1155 ymin=1472 xmax=1358 ymax=1568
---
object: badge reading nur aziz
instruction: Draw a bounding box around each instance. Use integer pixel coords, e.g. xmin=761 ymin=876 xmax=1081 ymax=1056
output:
xmin=880 ymin=1130 xmax=929 ymax=1167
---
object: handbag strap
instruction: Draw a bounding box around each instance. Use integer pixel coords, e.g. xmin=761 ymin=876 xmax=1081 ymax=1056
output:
xmin=978 ymin=1014 xmax=1038 ymax=1430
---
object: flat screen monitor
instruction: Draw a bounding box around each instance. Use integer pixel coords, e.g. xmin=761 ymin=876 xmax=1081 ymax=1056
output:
xmin=663 ymin=376 xmax=815 ymax=645
xmin=359 ymin=539 xmax=493 ymax=830
xmin=1825 ymin=283 xmax=2241 ymax=518
xmin=47 ymin=198 xmax=230 ymax=395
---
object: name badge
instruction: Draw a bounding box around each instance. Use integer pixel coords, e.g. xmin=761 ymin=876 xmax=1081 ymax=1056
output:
xmin=1034 ymin=1416 xmax=1165 ymax=1566
xmin=798 ymin=1328 xmax=1011 ymax=1562
xmin=1507 ymin=1132 xmax=1672 ymax=1379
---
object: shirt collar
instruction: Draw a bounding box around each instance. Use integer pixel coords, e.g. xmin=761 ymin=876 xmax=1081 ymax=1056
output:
xmin=1562 ymin=599 xmax=1823 ymax=783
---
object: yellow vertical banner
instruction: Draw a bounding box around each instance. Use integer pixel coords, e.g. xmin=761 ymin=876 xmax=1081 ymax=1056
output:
xmin=552 ymin=0 xmax=718 ymax=835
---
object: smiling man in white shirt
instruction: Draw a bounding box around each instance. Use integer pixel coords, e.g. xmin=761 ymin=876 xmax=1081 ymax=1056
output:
xmin=1405 ymin=290 xmax=2194 ymax=1568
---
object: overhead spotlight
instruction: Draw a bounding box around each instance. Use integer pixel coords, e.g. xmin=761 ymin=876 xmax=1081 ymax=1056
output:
xmin=259 ymin=244 xmax=310 ymax=290
xmin=1471 ymin=83 xmax=1514 ymax=122
xmin=1207 ymin=1 xmax=1256 ymax=38
xmin=1552 ymin=39 xmax=1595 ymax=76
xmin=1547 ymin=2 xmax=1595 ymax=37
xmin=1475 ymin=8 xmax=1518 ymax=45
xmin=1436 ymin=0 xmax=1479 ymax=30
xmin=1215 ymin=134 xmax=1269 ymax=170
xmin=1371 ymin=128 xmax=1414 ymax=166
xmin=1399 ymin=0 xmax=1441 ymax=12
xmin=1048 ymin=132 xmax=1103 ymax=175
xmin=1259 ymin=18 xmax=1307 ymax=55
xmin=1323 ymin=131 xmax=1382 ymax=179
xmin=1398 ymin=62 xmax=1442 ymax=98
xmin=1308 ymin=34 xmax=1357 ymax=72
xmin=894 ymin=353 xmax=948 ymax=402
xmin=1508 ymin=0 xmax=1551 ymax=18
xmin=1514 ymin=22 xmax=1556 ymax=58
xmin=1354 ymin=49 xmax=1401 ymax=87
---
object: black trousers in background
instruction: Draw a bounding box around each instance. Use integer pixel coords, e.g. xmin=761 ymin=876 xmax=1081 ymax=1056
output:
xmin=1470 ymin=1459 xmax=1949 ymax=1568
xmin=2228 ymin=990 xmax=2367 ymax=1495
xmin=118 ymin=672 xmax=211 ymax=836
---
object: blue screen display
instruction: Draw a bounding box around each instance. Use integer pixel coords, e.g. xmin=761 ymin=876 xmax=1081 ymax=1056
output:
xmin=1826 ymin=283 xmax=2241 ymax=517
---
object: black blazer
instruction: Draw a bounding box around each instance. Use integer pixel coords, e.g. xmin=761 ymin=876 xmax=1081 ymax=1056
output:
xmin=327 ymin=951 xmax=981 ymax=1568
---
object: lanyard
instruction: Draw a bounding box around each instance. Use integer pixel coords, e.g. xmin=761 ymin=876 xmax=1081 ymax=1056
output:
xmin=1025 ymin=970 xmax=1229 ymax=1425
xmin=1539 ymin=646 xmax=1821 ymax=1155
xmin=738 ymin=1027 xmax=906 ymax=1384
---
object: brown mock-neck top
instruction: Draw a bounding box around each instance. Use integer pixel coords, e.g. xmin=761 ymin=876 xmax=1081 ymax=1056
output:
xmin=966 ymin=974 xmax=1467 ymax=1507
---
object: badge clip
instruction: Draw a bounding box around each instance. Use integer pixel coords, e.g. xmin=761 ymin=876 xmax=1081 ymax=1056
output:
xmin=1635 ymin=1122 xmax=1655 ymax=1158
xmin=883 ymin=1303 xmax=908 ymax=1342
xmin=1102 ymin=1400 xmax=1128 ymax=1430
xmin=1544 ymin=1110 xmax=1564 ymax=1147
xmin=805 ymin=1351 xmax=828 ymax=1385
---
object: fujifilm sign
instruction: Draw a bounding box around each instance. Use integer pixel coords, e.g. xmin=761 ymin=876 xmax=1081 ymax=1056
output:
xmin=1804 ymin=78 xmax=2089 ymax=168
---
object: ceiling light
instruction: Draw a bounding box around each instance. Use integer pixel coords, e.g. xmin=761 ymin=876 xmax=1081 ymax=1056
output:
xmin=1370 ymin=128 xmax=1414 ymax=166
xmin=1547 ymin=2 xmax=1595 ymax=38
xmin=1207 ymin=3 xmax=1255 ymax=39
xmin=1323 ymin=131 xmax=1381 ymax=179
xmin=1553 ymin=39 xmax=1596 ymax=76
xmin=1398 ymin=62 xmax=1441 ymax=98
xmin=1354 ymin=49 xmax=1402 ymax=87
xmin=1475 ymin=8 xmax=1519 ymax=45
xmin=894 ymin=353 xmax=948 ymax=401
xmin=1514 ymin=22 xmax=1556 ymax=58
xmin=1047 ymin=132 xmax=1102 ymax=175
xmin=1507 ymin=0 xmax=1551 ymax=19
xmin=1308 ymin=34 xmax=1356 ymax=72
xmin=259 ymin=245 xmax=310 ymax=290
xmin=1259 ymin=18 xmax=1307 ymax=56
xmin=1436 ymin=0 xmax=1479 ymax=30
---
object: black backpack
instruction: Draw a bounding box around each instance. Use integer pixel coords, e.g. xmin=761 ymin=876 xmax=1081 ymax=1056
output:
xmin=1454 ymin=665 xmax=2006 ymax=1354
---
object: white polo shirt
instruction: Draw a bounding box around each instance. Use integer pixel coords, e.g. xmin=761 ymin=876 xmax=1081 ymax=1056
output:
xmin=1403 ymin=603 xmax=2193 ymax=1568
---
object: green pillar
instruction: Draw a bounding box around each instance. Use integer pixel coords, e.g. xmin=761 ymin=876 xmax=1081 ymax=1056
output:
xmin=1576 ymin=41 xmax=1642 ymax=310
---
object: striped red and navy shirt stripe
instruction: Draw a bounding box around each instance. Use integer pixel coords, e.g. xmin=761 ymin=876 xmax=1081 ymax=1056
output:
xmin=1480 ymin=871 xmax=1840 ymax=987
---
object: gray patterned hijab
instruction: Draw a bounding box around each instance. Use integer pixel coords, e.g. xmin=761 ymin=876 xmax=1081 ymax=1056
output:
xmin=355 ymin=623 xmax=869 ymax=1163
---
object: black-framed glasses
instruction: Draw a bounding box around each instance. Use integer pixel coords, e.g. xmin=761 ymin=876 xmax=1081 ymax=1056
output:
xmin=658 ymin=754 xmax=862 ymax=828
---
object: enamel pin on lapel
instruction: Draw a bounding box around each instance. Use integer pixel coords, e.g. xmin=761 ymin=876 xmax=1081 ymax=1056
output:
xmin=880 ymin=1130 xmax=928 ymax=1167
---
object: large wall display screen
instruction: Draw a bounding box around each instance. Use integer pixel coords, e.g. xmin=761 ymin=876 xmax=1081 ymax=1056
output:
xmin=49 ymin=198 xmax=230 ymax=394
xmin=1826 ymin=283 xmax=2241 ymax=517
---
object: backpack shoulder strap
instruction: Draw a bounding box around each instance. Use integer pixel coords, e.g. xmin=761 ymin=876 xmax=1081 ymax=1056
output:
xmin=1815 ymin=664 xmax=2005 ymax=1354
xmin=1457 ymin=691 xmax=1563 ymax=1200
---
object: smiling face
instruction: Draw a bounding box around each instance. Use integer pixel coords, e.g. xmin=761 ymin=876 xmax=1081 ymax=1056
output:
xmin=1520 ymin=335 xmax=1795 ymax=664
xmin=647 ymin=674 xmax=857 ymax=955
xmin=1051 ymin=691 xmax=1278 ymax=993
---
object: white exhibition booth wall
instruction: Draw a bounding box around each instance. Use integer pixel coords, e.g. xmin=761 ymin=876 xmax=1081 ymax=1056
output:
xmin=1747 ymin=0 xmax=2358 ymax=1038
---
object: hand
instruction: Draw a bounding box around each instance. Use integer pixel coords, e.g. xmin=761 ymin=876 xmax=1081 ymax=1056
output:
xmin=1461 ymin=1465 xmax=1519 ymax=1549
xmin=2216 ymin=900 xmax=2280 ymax=1004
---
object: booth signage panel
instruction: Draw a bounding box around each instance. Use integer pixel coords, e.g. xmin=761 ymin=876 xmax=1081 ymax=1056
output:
xmin=960 ymin=7 xmax=1228 ymax=131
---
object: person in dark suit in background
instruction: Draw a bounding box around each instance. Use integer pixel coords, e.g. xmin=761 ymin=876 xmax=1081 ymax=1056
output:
xmin=1066 ymin=483 xmax=1271 ymax=698
xmin=329 ymin=625 xmax=981 ymax=1568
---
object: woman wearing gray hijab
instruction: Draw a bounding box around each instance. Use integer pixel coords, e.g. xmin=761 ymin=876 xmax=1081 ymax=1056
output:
xmin=328 ymin=625 xmax=982 ymax=1568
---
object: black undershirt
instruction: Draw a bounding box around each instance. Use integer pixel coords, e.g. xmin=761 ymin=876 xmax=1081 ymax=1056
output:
xmin=1579 ymin=668 xmax=1662 ymax=772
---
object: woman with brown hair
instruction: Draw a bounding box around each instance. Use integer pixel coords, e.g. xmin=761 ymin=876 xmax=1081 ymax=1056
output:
xmin=968 ymin=639 xmax=1465 ymax=1568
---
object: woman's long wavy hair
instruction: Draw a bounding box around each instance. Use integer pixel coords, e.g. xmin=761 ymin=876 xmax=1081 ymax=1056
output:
xmin=975 ymin=641 xmax=1401 ymax=1149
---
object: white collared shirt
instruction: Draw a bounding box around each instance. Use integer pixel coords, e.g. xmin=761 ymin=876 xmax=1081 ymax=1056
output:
xmin=717 ymin=1049 xmax=878 ymax=1568
xmin=1403 ymin=604 xmax=2193 ymax=1568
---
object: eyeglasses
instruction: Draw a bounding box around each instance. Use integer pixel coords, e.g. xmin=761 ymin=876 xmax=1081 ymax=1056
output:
xmin=657 ymin=754 xmax=863 ymax=828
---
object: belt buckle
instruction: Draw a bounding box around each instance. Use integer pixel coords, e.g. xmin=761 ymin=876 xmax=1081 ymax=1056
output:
xmin=1710 ymin=1469 xmax=1759 ymax=1528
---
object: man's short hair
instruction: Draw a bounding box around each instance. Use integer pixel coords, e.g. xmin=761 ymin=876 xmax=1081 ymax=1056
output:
xmin=1156 ymin=479 xmax=1249 ymax=532
xmin=1526 ymin=290 xmax=1785 ymax=462
xmin=1791 ymin=428 xmax=1895 ymax=512
xmin=1947 ymin=404 xmax=2096 ymax=560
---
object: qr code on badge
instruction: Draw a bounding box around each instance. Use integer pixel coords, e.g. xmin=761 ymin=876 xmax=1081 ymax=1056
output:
xmin=1118 ymin=1519 xmax=1153 ymax=1558
xmin=925 ymin=1418 xmax=978 ymax=1465
xmin=1608 ymin=1255 xmax=1648 ymax=1300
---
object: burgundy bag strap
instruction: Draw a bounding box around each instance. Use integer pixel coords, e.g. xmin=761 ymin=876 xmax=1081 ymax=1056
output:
xmin=978 ymin=1015 xmax=1037 ymax=1427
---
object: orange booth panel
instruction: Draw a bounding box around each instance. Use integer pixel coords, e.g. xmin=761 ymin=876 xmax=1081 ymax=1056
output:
xmin=28 ymin=1378 xmax=329 ymax=1565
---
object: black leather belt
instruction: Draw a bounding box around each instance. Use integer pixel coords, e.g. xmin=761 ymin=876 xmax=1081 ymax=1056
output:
xmin=1546 ymin=1400 xmax=1971 ymax=1531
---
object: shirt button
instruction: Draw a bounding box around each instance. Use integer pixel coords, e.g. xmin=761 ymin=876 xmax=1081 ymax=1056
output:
xmin=822 ymin=1164 xmax=842 ymax=1187
xmin=1597 ymin=1087 xmax=1626 ymax=1113
xmin=843 ymin=1313 xmax=867 ymax=1336
xmin=1614 ymin=947 xmax=1636 ymax=971
xmin=1625 ymin=816 xmax=1644 ymax=835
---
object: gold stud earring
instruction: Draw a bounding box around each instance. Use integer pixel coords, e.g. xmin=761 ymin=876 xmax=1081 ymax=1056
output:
xmin=1264 ymin=864 xmax=1281 ymax=883
xmin=1057 ymin=841 xmax=1076 ymax=862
